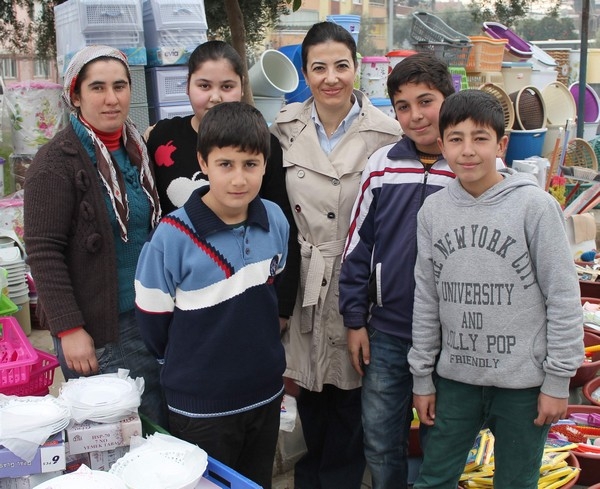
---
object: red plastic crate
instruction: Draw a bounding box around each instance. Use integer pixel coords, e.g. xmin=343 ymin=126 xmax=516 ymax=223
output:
xmin=0 ymin=316 xmax=38 ymax=389
xmin=0 ymin=348 xmax=59 ymax=396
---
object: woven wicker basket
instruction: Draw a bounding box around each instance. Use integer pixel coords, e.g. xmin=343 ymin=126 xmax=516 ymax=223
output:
xmin=544 ymin=49 xmax=571 ymax=85
xmin=563 ymin=138 xmax=599 ymax=170
xmin=478 ymin=83 xmax=515 ymax=130
xmin=509 ymin=86 xmax=546 ymax=130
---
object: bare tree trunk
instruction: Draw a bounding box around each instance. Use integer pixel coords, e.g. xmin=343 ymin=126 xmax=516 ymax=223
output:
xmin=223 ymin=0 xmax=254 ymax=106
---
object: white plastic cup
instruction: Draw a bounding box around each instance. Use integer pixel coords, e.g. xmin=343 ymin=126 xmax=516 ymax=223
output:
xmin=249 ymin=50 xmax=299 ymax=97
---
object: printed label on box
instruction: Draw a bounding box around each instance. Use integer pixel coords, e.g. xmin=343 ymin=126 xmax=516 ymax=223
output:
xmin=0 ymin=432 xmax=65 ymax=478
xmin=66 ymin=414 xmax=142 ymax=455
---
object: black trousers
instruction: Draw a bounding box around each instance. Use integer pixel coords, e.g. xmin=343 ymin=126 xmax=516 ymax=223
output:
xmin=169 ymin=395 xmax=282 ymax=489
xmin=294 ymin=385 xmax=366 ymax=489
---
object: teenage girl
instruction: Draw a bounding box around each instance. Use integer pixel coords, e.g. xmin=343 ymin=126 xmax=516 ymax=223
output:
xmin=145 ymin=39 xmax=299 ymax=332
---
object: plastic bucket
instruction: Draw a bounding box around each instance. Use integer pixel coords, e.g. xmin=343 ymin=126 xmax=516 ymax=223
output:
xmin=587 ymin=49 xmax=600 ymax=83
xmin=529 ymin=69 xmax=558 ymax=91
xmin=501 ymin=62 xmax=532 ymax=94
xmin=504 ymin=128 xmax=547 ymax=166
xmin=360 ymin=56 xmax=389 ymax=99
xmin=326 ymin=14 xmax=361 ymax=44
xmin=249 ymin=50 xmax=299 ymax=97
xmin=4 ymin=81 xmax=66 ymax=155
xmin=386 ymin=49 xmax=417 ymax=70
xmin=541 ymin=121 xmax=575 ymax=158
xmin=278 ymin=44 xmax=311 ymax=104
xmin=570 ymin=330 xmax=600 ymax=387
xmin=253 ymin=96 xmax=285 ymax=125
xmin=565 ymin=405 xmax=600 ymax=486
xmin=370 ymin=97 xmax=395 ymax=118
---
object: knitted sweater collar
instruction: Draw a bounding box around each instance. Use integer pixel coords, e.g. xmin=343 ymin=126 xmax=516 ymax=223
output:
xmin=183 ymin=186 xmax=270 ymax=238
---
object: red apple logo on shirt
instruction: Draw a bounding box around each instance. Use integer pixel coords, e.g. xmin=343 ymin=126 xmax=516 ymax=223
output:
xmin=155 ymin=141 xmax=176 ymax=167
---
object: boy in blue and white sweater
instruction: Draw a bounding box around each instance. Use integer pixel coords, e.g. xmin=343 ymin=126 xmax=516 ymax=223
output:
xmin=135 ymin=102 xmax=289 ymax=489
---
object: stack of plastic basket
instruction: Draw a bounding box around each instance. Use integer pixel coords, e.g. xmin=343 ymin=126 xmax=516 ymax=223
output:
xmin=409 ymin=12 xmax=471 ymax=72
xmin=465 ymin=36 xmax=507 ymax=89
xmin=0 ymin=316 xmax=59 ymax=397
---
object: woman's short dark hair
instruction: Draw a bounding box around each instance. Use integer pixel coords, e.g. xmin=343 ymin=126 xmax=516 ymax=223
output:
xmin=301 ymin=21 xmax=357 ymax=73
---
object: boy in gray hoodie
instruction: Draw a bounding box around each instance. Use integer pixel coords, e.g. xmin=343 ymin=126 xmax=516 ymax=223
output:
xmin=408 ymin=89 xmax=584 ymax=489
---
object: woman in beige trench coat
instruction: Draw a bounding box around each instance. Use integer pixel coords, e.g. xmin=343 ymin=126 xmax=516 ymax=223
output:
xmin=270 ymin=21 xmax=400 ymax=489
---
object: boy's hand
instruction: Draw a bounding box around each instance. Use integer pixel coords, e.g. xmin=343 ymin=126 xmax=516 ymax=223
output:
xmin=413 ymin=394 xmax=436 ymax=426
xmin=535 ymin=393 xmax=568 ymax=426
xmin=347 ymin=327 xmax=370 ymax=376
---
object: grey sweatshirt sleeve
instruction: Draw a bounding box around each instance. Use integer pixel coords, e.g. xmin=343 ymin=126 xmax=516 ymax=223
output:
xmin=408 ymin=205 xmax=442 ymax=396
xmin=527 ymin=198 xmax=584 ymax=398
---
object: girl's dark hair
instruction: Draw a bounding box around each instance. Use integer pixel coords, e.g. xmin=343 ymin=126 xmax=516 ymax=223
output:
xmin=439 ymin=89 xmax=505 ymax=140
xmin=197 ymin=102 xmax=271 ymax=162
xmin=386 ymin=52 xmax=455 ymax=101
xmin=74 ymin=56 xmax=131 ymax=97
xmin=301 ymin=21 xmax=357 ymax=72
xmin=187 ymin=41 xmax=244 ymax=85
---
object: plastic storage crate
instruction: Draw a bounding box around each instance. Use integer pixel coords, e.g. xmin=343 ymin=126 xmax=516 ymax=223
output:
xmin=140 ymin=413 xmax=261 ymax=489
xmin=149 ymin=104 xmax=193 ymax=124
xmin=448 ymin=66 xmax=469 ymax=90
xmin=410 ymin=11 xmax=470 ymax=44
xmin=467 ymin=71 xmax=504 ymax=89
xmin=412 ymin=41 xmax=471 ymax=67
xmin=54 ymin=0 xmax=146 ymax=72
xmin=466 ymin=36 xmax=507 ymax=72
xmin=129 ymin=103 xmax=150 ymax=133
xmin=146 ymin=66 xmax=189 ymax=105
xmin=130 ymin=66 xmax=148 ymax=105
xmin=0 ymin=316 xmax=38 ymax=390
xmin=0 ymin=348 xmax=59 ymax=396
xmin=143 ymin=0 xmax=208 ymax=66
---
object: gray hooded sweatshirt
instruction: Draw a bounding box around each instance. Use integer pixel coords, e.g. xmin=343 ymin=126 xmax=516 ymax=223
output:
xmin=408 ymin=169 xmax=584 ymax=399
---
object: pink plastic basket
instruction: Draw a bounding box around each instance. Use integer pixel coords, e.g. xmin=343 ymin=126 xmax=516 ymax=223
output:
xmin=0 ymin=348 xmax=59 ymax=396
xmin=0 ymin=316 xmax=38 ymax=389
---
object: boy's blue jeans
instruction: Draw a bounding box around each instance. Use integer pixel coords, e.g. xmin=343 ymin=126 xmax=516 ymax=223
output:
xmin=53 ymin=309 xmax=168 ymax=428
xmin=414 ymin=377 xmax=550 ymax=489
xmin=362 ymin=328 xmax=414 ymax=489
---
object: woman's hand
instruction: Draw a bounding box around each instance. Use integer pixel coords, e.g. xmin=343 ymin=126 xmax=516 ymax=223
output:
xmin=61 ymin=329 xmax=99 ymax=376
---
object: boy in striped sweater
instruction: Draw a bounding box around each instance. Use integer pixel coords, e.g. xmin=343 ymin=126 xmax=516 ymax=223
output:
xmin=135 ymin=102 xmax=289 ymax=489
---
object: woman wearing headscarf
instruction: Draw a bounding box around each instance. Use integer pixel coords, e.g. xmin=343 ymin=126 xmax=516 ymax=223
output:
xmin=24 ymin=45 xmax=166 ymax=426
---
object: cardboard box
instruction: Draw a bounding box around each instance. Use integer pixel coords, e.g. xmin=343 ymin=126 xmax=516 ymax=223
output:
xmin=66 ymin=414 xmax=142 ymax=455
xmin=65 ymin=443 xmax=129 ymax=473
xmin=0 ymin=471 xmax=64 ymax=489
xmin=0 ymin=432 xmax=65 ymax=478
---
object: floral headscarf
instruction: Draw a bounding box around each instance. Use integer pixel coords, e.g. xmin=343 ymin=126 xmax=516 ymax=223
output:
xmin=63 ymin=45 xmax=161 ymax=241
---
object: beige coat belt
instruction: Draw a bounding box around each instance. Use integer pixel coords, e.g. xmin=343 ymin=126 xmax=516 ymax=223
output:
xmin=296 ymin=237 xmax=345 ymax=335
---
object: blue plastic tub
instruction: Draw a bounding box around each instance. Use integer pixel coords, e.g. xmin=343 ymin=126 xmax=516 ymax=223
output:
xmin=504 ymin=128 xmax=547 ymax=166
xmin=326 ymin=14 xmax=361 ymax=43
xmin=278 ymin=44 xmax=311 ymax=103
